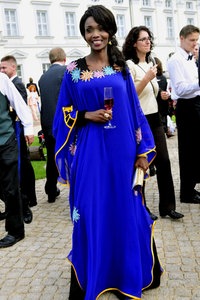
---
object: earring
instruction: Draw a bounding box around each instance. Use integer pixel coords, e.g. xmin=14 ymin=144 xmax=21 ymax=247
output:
xmin=108 ymin=41 xmax=112 ymax=45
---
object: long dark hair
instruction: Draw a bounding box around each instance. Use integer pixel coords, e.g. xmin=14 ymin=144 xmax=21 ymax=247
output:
xmin=79 ymin=5 xmax=126 ymax=75
xmin=154 ymin=57 xmax=163 ymax=76
xmin=122 ymin=26 xmax=154 ymax=64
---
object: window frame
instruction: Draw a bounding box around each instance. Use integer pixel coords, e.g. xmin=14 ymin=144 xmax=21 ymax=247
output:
xmin=142 ymin=0 xmax=151 ymax=7
xmin=42 ymin=63 xmax=50 ymax=74
xmin=115 ymin=0 xmax=124 ymax=3
xmin=65 ymin=11 xmax=77 ymax=37
xmin=116 ymin=14 xmax=126 ymax=38
xmin=4 ymin=8 xmax=19 ymax=37
xmin=166 ymin=16 xmax=174 ymax=39
xmin=165 ymin=0 xmax=172 ymax=8
xmin=36 ymin=10 xmax=49 ymax=37
xmin=186 ymin=1 xmax=193 ymax=10
xmin=144 ymin=15 xmax=153 ymax=32
xmin=187 ymin=18 xmax=194 ymax=25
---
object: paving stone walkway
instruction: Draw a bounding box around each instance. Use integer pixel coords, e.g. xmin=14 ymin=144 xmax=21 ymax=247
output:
xmin=0 ymin=128 xmax=200 ymax=300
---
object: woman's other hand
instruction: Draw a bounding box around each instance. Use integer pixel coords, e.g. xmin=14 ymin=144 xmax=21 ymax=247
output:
xmin=135 ymin=157 xmax=149 ymax=174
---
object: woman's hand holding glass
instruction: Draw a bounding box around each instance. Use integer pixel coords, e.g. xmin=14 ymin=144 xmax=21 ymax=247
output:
xmin=84 ymin=109 xmax=112 ymax=123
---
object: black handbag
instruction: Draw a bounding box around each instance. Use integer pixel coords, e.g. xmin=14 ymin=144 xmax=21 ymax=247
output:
xmin=28 ymin=146 xmax=46 ymax=161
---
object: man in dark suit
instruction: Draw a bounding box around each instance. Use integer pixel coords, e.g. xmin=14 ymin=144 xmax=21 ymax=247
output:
xmin=38 ymin=47 xmax=66 ymax=203
xmin=0 ymin=72 xmax=34 ymax=247
xmin=0 ymin=55 xmax=37 ymax=222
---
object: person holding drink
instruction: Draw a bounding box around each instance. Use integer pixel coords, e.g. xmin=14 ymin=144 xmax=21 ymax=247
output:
xmin=53 ymin=5 xmax=162 ymax=299
xmin=122 ymin=25 xmax=184 ymax=221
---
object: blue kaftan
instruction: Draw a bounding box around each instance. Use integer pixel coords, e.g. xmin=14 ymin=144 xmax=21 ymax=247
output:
xmin=53 ymin=59 xmax=162 ymax=299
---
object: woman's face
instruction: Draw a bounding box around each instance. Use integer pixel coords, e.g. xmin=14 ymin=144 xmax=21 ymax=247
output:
xmin=84 ymin=16 xmax=109 ymax=51
xmin=192 ymin=44 xmax=199 ymax=59
xmin=133 ymin=30 xmax=151 ymax=55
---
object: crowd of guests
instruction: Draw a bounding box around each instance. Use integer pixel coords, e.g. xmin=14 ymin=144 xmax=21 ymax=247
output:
xmin=0 ymin=4 xmax=200 ymax=299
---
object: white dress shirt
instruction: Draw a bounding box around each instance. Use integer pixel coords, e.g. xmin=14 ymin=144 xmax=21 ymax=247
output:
xmin=0 ymin=72 xmax=33 ymax=135
xmin=167 ymin=47 xmax=200 ymax=100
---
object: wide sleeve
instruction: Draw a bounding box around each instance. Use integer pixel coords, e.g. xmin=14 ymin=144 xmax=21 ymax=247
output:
xmin=126 ymin=71 xmax=156 ymax=165
xmin=53 ymin=71 xmax=78 ymax=184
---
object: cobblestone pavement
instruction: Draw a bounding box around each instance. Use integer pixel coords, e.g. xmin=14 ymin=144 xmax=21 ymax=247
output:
xmin=0 ymin=129 xmax=200 ymax=300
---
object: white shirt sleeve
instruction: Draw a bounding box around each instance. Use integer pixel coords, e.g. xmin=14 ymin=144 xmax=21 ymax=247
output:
xmin=0 ymin=73 xmax=34 ymax=136
xmin=167 ymin=49 xmax=200 ymax=99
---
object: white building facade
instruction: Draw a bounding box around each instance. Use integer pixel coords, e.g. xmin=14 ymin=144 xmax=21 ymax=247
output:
xmin=0 ymin=0 xmax=200 ymax=84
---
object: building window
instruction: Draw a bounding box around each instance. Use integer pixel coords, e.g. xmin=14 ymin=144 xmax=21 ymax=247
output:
xmin=144 ymin=16 xmax=152 ymax=31
xmin=42 ymin=63 xmax=50 ymax=74
xmin=165 ymin=0 xmax=172 ymax=8
xmin=166 ymin=17 xmax=174 ymax=38
xmin=187 ymin=18 xmax=194 ymax=25
xmin=36 ymin=10 xmax=49 ymax=36
xmin=116 ymin=14 xmax=125 ymax=38
xmin=65 ymin=12 xmax=76 ymax=37
xmin=17 ymin=65 xmax=22 ymax=80
xmin=142 ymin=0 xmax=151 ymax=6
xmin=4 ymin=9 xmax=19 ymax=36
xmin=186 ymin=1 xmax=193 ymax=10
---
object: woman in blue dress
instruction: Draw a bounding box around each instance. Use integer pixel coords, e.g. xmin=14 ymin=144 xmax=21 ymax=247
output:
xmin=53 ymin=5 xmax=162 ymax=300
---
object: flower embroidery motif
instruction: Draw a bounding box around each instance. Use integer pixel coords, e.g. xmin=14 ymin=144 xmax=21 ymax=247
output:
xmin=93 ymin=70 xmax=105 ymax=78
xmin=72 ymin=207 xmax=80 ymax=223
xmin=69 ymin=143 xmax=77 ymax=156
xmin=104 ymin=66 xmax=116 ymax=75
xmin=67 ymin=61 xmax=77 ymax=72
xmin=67 ymin=61 xmax=117 ymax=82
xmin=135 ymin=127 xmax=142 ymax=144
xmin=71 ymin=68 xmax=81 ymax=83
xmin=81 ymin=70 xmax=93 ymax=81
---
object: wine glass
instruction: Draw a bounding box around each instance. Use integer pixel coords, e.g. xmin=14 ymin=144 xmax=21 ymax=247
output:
xmin=148 ymin=55 xmax=156 ymax=66
xmin=104 ymin=87 xmax=116 ymax=129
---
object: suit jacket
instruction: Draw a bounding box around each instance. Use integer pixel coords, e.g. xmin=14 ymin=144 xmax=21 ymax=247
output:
xmin=38 ymin=63 xmax=66 ymax=136
xmin=10 ymin=76 xmax=28 ymax=122
xmin=12 ymin=76 xmax=27 ymax=103
xmin=156 ymin=74 xmax=169 ymax=117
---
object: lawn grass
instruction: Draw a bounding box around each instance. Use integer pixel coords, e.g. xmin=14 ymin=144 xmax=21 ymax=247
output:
xmin=30 ymin=136 xmax=46 ymax=180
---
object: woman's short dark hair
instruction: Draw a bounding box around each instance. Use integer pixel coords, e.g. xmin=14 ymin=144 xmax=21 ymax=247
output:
xmin=122 ymin=26 xmax=154 ymax=64
xmin=79 ymin=5 xmax=126 ymax=75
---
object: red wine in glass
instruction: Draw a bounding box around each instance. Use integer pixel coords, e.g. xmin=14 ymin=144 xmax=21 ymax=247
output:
xmin=104 ymin=87 xmax=116 ymax=129
xmin=104 ymin=98 xmax=114 ymax=110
